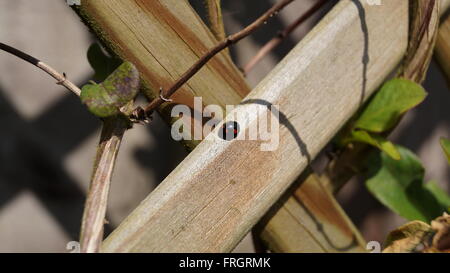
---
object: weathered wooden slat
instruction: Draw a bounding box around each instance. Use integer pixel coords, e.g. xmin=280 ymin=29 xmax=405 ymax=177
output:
xmin=255 ymin=169 xmax=366 ymax=252
xmin=102 ymin=0 xmax=409 ymax=252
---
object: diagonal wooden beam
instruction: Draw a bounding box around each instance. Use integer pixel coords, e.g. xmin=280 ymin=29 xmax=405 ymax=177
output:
xmin=255 ymin=168 xmax=367 ymax=252
xmin=100 ymin=0 xmax=409 ymax=252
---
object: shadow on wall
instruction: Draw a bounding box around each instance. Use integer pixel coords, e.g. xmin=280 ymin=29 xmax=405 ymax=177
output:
xmin=0 ymin=82 xmax=98 ymax=240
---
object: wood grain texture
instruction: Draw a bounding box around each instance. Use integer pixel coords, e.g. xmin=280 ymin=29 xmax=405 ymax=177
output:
xmin=102 ymin=0 xmax=408 ymax=252
xmin=256 ymin=169 xmax=366 ymax=252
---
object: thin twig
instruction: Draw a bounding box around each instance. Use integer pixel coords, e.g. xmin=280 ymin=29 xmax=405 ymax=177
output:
xmin=132 ymin=0 xmax=296 ymax=120
xmin=243 ymin=0 xmax=328 ymax=75
xmin=0 ymin=42 xmax=81 ymax=96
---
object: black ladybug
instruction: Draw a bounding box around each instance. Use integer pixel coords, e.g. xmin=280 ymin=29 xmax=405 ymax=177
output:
xmin=219 ymin=121 xmax=240 ymax=141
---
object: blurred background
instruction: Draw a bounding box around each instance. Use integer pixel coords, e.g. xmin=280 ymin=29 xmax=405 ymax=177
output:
xmin=0 ymin=0 xmax=448 ymax=252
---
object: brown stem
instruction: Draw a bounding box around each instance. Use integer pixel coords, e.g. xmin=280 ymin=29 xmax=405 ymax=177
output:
xmin=0 ymin=42 xmax=81 ymax=96
xmin=243 ymin=0 xmax=328 ymax=75
xmin=132 ymin=0 xmax=296 ymax=120
xmin=79 ymin=116 xmax=129 ymax=253
xmin=204 ymin=0 xmax=226 ymax=41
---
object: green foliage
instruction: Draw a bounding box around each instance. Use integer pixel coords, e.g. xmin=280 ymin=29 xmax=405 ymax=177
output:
xmin=349 ymin=78 xmax=449 ymax=223
xmin=87 ymin=43 xmax=122 ymax=82
xmin=338 ymin=78 xmax=426 ymax=160
xmin=355 ymin=78 xmax=427 ymax=133
xmin=365 ymin=145 xmax=450 ymax=222
xmin=440 ymin=138 xmax=450 ymax=165
xmin=80 ymin=62 xmax=140 ymax=118
xmin=424 ymin=182 xmax=450 ymax=212
xmin=347 ymin=130 xmax=400 ymax=160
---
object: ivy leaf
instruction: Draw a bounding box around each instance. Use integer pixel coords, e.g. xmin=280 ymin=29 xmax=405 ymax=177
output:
xmin=355 ymin=78 xmax=427 ymax=133
xmin=440 ymin=138 xmax=450 ymax=165
xmin=87 ymin=43 xmax=122 ymax=82
xmin=80 ymin=62 xmax=140 ymax=118
xmin=365 ymin=145 xmax=450 ymax=222
xmin=348 ymin=130 xmax=401 ymax=160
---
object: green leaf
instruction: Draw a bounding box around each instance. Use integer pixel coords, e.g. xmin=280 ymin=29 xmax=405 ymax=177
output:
xmin=365 ymin=145 xmax=450 ymax=222
xmin=424 ymin=181 xmax=450 ymax=210
xmin=349 ymin=130 xmax=401 ymax=160
xmin=80 ymin=62 xmax=140 ymax=118
xmin=440 ymin=138 xmax=450 ymax=165
xmin=355 ymin=78 xmax=427 ymax=133
xmin=87 ymin=43 xmax=122 ymax=82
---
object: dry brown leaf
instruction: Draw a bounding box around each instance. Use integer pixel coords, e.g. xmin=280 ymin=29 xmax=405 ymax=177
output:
xmin=383 ymin=221 xmax=434 ymax=253
xmin=383 ymin=213 xmax=450 ymax=253
xmin=431 ymin=212 xmax=450 ymax=251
